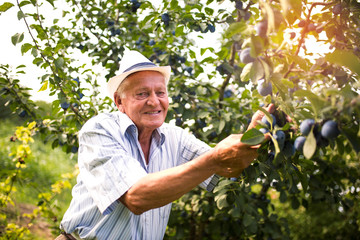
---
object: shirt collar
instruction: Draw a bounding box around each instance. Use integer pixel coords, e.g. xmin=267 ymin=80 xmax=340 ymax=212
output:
xmin=117 ymin=112 xmax=165 ymax=146
xmin=154 ymin=127 xmax=166 ymax=146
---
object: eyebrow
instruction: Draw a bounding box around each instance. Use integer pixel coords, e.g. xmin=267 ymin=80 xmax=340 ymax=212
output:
xmin=134 ymin=86 xmax=167 ymax=91
xmin=135 ymin=87 xmax=149 ymax=92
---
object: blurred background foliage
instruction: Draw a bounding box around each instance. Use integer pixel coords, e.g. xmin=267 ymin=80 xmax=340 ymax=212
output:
xmin=0 ymin=0 xmax=360 ymax=239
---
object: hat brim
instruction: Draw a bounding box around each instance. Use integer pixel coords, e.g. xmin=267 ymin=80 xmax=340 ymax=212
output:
xmin=107 ymin=66 xmax=171 ymax=100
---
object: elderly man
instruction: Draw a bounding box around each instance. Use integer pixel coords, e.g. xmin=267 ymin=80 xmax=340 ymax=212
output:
xmin=58 ymin=50 xmax=273 ymax=239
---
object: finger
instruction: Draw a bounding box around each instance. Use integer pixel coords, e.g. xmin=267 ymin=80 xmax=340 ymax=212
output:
xmin=249 ymin=144 xmax=261 ymax=149
xmin=286 ymin=114 xmax=293 ymax=123
xmin=265 ymin=103 xmax=276 ymax=114
xmin=263 ymin=132 xmax=272 ymax=141
xmin=252 ymin=104 xmax=275 ymax=123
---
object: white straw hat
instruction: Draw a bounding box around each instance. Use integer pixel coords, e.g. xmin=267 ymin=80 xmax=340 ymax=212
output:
xmin=107 ymin=49 xmax=171 ymax=100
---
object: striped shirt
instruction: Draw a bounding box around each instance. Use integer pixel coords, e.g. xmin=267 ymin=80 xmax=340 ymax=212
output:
xmin=60 ymin=112 xmax=219 ymax=239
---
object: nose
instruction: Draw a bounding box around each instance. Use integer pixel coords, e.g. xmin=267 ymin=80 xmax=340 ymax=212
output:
xmin=146 ymin=92 xmax=159 ymax=106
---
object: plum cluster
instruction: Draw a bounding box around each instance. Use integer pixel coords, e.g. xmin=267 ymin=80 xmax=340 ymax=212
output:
xmin=295 ymin=4 xmax=343 ymax=40
xmin=130 ymin=0 xmax=141 ymax=13
xmin=294 ymin=119 xmax=340 ymax=153
xmin=235 ymin=0 xmax=252 ymax=21
xmin=259 ymin=113 xmax=295 ymax=158
xmin=161 ymin=13 xmax=170 ymax=26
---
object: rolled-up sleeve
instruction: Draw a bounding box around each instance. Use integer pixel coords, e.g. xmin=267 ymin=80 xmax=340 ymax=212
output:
xmin=78 ymin=123 xmax=147 ymax=215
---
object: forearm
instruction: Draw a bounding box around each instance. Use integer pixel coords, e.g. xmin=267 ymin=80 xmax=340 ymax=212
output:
xmin=120 ymin=149 xmax=217 ymax=215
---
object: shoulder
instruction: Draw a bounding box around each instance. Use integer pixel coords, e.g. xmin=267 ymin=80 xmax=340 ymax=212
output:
xmin=81 ymin=112 xmax=119 ymax=130
xmin=79 ymin=112 xmax=125 ymax=139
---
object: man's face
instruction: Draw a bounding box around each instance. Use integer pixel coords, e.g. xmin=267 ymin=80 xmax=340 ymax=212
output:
xmin=115 ymin=71 xmax=169 ymax=135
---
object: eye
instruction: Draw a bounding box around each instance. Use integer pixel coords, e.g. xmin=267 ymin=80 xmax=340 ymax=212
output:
xmin=156 ymin=91 xmax=166 ymax=97
xmin=136 ymin=92 xmax=149 ymax=99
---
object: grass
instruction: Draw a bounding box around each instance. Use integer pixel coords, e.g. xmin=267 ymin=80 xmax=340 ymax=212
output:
xmin=0 ymin=118 xmax=77 ymax=238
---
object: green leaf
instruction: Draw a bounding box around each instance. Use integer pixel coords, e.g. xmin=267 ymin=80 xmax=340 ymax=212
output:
xmin=39 ymin=81 xmax=48 ymax=92
xmin=170 ymin=0 xmax=178 ymax=9
xmin=279 ymin=190 xmax=287 ymax=203
xmin=292 ymin=55 xmax=309 ymax=71
xmin=258 ymin=58 xmax=271 ymax=81
xmin=294 ymin=90 xmax=326 ymax=117
xmin=21 ymin=43 xmax=32 ymax=55
xmin=19 ymin=1 xmax=31 ymax=7
xmin=218 ymin=119 xmax=225 ymax=132
xmin=0 ymin=2 xmax=14 ymax=13
xmin=33 ymin=57 xmax=43 ymax=66
xmin=250 ymin=59 xmax=264 ymax=83
xmin=303 ymin=130 xmax=317 ymax=159
xmin=281 ymin=78 xmax=294 ymax=89
xmin=244 ymin=165 xmax=258 ymax=182
xmin=189 ymin=49 xmax=196 ymax=59
xmin=31 ymin=47 xmax=38 ymax=57
xmin=341 ymin=124 xmax=360 ymax=153
xmin=54 ymin=57 xmax=65 ymax=68
xmin=197 ymin=111 xmax=209 ymax=118
xmin=17 ymin=10 xmax=25 ymax=20
xmin=248 ymin=221 xmax=258 ymax=234
xmin=243 ymin=213 xmax=253 ymax=227
xmin=240 ymin=63 xmax=252 ymax=82
xmin=325 ymin=49 xmax=360 ymax=76
xmin=241 ymin=128 xmax=265 ymax=145
xmin=224 ymin=21 xmax=247 ymax=38
xmin=199 ymin=22 xmax=207 ymax=32
xmin=250 ymin=35 xmax=264 ymax=56
xmin=11 ymin=33 xmax=24 ymax=46
xmin=204 ymin=7 xmax=214 ymax=15
xmin=175 ymin=25 xmax=184 ymax=36
xmin=216 ymin=179 xmax=233 ymax=188
xmin=259 ymin=162 xmax=271 ymax=176
xmin=216 ymin=194 xmax=229 ymax=210
xmin=294 ymin=167 xmax=308 ymax=191
xmin=270 ymin=134 xmax=281 ymax=155
xmin=230 ymin=206 xmax=241 ymax=218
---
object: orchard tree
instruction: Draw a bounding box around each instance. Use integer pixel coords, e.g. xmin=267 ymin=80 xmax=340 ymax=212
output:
xmin=1 ymin=0 xmax=360 ymax=239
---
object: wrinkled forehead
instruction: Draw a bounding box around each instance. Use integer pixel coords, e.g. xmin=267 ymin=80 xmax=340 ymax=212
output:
xmin=120 ymin=70 xmax=167 ymax=91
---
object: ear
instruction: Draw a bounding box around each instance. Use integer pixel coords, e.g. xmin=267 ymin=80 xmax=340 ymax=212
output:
xmin=114 ymin=92 xmax=125 ymax=113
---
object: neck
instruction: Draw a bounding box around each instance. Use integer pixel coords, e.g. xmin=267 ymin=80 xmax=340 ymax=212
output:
xmin=138 ymin=130 xmax=153 ymax=164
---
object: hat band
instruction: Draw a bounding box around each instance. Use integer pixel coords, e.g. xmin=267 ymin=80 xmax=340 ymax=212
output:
xmin=124 ymin=62 xmax=157 ymax=73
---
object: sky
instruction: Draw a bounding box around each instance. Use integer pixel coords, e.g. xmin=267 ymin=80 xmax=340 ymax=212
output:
xmin=1 ymin=3 xmax=63 ymax=102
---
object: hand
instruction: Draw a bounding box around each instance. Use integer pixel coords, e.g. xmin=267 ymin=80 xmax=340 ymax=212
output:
xmin=211 ymin=104 xmax=276 ymax=178
xmin=247 ymin=103 xmax=276 ymax=130
xmin=212 ymin=134 xmax=259 ymax=177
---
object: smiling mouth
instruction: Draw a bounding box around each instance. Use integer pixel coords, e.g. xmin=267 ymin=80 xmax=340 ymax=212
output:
xmin=145 ymin=110 xmax=161 ymax=115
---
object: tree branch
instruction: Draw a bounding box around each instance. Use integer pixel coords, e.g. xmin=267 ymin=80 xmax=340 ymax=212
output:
xmin=16 ymin=0 xmax=86 ymax=122
xmin=284 ymin=1 xmax=336 ymax=78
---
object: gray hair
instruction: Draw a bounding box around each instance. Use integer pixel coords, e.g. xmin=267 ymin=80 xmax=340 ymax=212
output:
xmin=115 ymin=80 xmax=127 ymax=99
